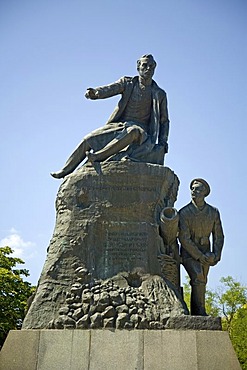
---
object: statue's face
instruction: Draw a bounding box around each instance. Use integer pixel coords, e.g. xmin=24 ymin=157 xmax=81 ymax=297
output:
xmin=191 ymin=181 xmax=206 ymax=202
xmin=138 ymin=58 xmax=156 ymax=79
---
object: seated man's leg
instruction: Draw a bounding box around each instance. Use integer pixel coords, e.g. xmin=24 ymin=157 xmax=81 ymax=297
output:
xmin=51 ymin=124 xmax=121 ymax=178
xmin=87 ymin=125 xmax=147 ymax=163
xmin=51 ymin=138 xmax=90 ymax=178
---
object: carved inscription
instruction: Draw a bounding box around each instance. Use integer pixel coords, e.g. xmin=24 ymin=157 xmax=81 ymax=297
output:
xmin=90 ymin=184 xmax=156 ymax=192
xmin=104 ymin=230 xmax=148 ymax=273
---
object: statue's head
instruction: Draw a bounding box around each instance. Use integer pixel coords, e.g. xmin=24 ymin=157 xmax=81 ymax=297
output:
xmin=190 ymin=178 xmax=210 ymax=201
xmin=137 ymin=54 xmax=157 ymax=79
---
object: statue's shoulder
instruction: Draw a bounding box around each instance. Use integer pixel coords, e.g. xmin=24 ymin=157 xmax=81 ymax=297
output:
xmin=151 ymin=80 xmax=167 ymax=97
xmin=205 ymin=202 xmax=220 ymax=215
xmin=179 ymin=202 xmax=192 ymax=216
xmin=118 ymin=76 xmax=136 ymax=83
xmin=115 ymin=76 xmax=137 ymax=89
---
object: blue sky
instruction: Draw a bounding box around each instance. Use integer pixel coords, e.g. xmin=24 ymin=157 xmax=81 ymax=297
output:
xmin=0 ymin=0 xmax=246 ymax=290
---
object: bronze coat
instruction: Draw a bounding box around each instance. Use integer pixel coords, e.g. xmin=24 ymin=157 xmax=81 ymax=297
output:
xmin=178 ymin=202 xmax=224 ymax=262
xmin=87 ymin=76 xmax=169 ymax=153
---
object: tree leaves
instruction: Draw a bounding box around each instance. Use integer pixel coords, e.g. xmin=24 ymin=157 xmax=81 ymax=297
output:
xmin=0 ymin=246 xmax=35 ymax=348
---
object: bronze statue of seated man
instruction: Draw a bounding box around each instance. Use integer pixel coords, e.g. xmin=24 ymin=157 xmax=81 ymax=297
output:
xmin=51 ymin=54 xmax=169 ymax=179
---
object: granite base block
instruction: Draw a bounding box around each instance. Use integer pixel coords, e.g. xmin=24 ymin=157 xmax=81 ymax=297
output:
xmin=0 ymin=329 xmax=241 ymax=370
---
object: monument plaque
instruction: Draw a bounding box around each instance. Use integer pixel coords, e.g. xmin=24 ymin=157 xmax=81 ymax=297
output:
xmin=98 ymin=222 xmax=161 ymax=279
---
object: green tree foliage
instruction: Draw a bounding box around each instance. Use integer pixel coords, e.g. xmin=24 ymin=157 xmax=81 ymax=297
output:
xmin=205 ymin=289 xmax=221 ymax=317
xmin=182 ymin=276 xmax=190 ymax=310
xmin=216 ymin=276 xmax=247 ymax=369
xmin=230 ymin=305 xmax=247 ymax=370
xmin=218 ymin=276 xmax=247 ymax=331
xmin=0 ymin=246 xmax=35 ymax=348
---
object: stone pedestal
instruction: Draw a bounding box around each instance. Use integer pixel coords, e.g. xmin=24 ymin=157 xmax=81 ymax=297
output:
xmin=23 ymin=162 xmax=184 ymax=329
xmin=0 ymin=329 xmax=241 ymax=370
xmin=2 ymin=162 xmax=241 ymax=368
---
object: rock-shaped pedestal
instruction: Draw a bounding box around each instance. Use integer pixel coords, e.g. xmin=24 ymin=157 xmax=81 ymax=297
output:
xmin=23 ymin=161 xmax=186 ymax=329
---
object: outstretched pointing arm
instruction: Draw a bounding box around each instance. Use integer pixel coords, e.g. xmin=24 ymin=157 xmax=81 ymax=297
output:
xmin=85 ymin=77 xmax=126 ymax=100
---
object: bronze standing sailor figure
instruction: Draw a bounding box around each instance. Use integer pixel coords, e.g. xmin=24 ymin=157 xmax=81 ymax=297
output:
xmin=178 ymin=179 xmax=224 ymax=316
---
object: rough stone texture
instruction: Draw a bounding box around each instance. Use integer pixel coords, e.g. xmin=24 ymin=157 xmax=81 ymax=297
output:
xmin=46 ymin=271 xmax=187 ymax=330
xmin=165 ymin=315 xmax=222 ymax=330
xmin=23 ymin=161 xmax=184 ymax=329
xmin=0 ymin=330 xmax=241 ymax=370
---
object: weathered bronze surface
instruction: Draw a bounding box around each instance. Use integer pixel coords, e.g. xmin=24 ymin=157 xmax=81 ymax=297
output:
xmin=51 ymin=54 xmax=169 ymax=179
xmin=178 ymin=178 xmax=224 ymax=316
xmin=24 ymin=57 xmax=225 ymax=333
xmin=23 ymin=162 xmax=188 ymax=330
